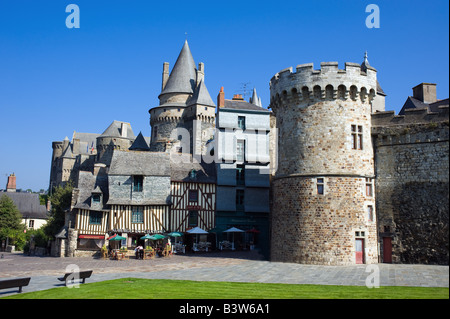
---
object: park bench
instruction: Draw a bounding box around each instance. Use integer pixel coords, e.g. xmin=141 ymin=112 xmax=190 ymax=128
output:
xmin=58 ymin=270 xmax=93 ymax=286
xmin=0 ymin=277 xmax=31 ymax=293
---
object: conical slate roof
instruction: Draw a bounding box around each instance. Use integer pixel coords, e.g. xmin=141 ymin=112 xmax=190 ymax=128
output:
xmin=188 ymin=80 xmax=216 ymax=107
xmin=250 ymin=88 xmax=262 ymax=107
xmin=160 ymin=40 xmax=197 ymax=96
xmin=100 ymin=120 xmax=135 ymax=139
xmin=129 ymin=132 xmax=150 ymax=151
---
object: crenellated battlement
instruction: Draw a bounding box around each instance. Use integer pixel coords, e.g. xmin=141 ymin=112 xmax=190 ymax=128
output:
xmin=270 ymin=62 xmax=378 ymax=108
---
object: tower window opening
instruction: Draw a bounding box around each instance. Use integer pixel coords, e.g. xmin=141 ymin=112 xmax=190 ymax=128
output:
xmin=365 ymin=178 xmax=373 ymax=196
xmin=317 ymin=178 xmax=324 ymax=195
xmin=352 ymin=125 xmax=363 ymax=150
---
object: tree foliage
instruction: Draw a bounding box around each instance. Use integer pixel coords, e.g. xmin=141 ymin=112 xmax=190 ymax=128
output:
xmin=0 ymin=194 xmax=25 ymax=247
xmin=44 ymin=183 xmax=73 ymax=238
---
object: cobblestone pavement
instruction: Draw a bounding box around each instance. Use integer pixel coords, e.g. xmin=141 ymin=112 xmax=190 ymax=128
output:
xmin=0 ymin=251 xmax=448 ymax=297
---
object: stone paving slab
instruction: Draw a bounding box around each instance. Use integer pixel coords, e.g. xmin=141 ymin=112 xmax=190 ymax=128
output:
xmin=0 ymin=252 xmax=448 ymax=297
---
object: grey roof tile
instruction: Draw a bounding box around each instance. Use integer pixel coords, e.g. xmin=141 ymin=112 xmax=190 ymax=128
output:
xmin=160 ymin=40 xmax=197 ymax=96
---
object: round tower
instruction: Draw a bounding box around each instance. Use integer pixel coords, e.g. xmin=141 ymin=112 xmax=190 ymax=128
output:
xmin=270 ymin=61 xmax=378 ymax=265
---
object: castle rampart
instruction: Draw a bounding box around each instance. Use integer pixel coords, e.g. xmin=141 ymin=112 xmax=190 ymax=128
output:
xmin=372 ymin=105 xmax=449 ymax=264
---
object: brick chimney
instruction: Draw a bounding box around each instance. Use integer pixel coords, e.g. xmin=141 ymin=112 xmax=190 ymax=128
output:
xmin=6 ymin=173 xmax=16 ymax=192
xmin=217 ymin=86 xmax=225 ymax=107
xmin=232 ymin=94 xmax=244 ymax=101
xmin=412 ymin=83 xmax=437 ymax=104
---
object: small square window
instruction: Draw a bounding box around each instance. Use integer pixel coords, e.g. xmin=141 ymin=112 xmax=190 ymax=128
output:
xmin=92 ymin=194 xmax=101 ymax=203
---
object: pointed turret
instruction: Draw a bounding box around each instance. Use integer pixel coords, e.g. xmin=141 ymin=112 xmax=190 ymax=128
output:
xmin=188 ymin=79 xmax=216 ymax=107
xmin=250 ymin=88 xmax=263 ymax=107
xmin=129 ymin=132 xmax=151 ymax=151
xmin=159 ymin=40 xmax=197 ymax=98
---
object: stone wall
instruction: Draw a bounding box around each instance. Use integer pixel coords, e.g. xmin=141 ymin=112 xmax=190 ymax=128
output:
xmin=373 ymin=112 xmax=449 ymax=265
xmin=271 ymin=176 xmax=378 ymax=265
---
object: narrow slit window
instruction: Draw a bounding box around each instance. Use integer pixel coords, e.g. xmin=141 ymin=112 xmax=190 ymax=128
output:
xmin=317 ymin=178 xmax=324 ymax=195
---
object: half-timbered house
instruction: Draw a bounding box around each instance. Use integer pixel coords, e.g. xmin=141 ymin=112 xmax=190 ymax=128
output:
xmin=169 ymin=155 xmax=216 ymax=233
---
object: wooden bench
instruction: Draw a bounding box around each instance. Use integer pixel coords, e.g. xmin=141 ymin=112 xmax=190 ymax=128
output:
xmin=58 ymin=270 xmax=93 ymax=286
xmin=0 ymin=277 xmax=31 ymax=293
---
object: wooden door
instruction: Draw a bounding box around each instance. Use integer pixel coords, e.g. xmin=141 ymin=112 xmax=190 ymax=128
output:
xmin=383 ymin=237 xmax=392 ymax=263
xmin=355 ymin=238 xmax=365 ymax=264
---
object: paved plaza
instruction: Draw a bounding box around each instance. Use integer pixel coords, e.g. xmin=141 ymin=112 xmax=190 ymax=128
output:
xmin=0 ymin=251 xmax=448 ymax=297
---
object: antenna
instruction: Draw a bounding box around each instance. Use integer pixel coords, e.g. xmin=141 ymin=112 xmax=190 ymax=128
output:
xmin=237 ymin=82 xmax=252 ymax=100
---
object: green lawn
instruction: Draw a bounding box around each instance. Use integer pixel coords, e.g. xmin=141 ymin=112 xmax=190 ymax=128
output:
xmin=3 ymin=278 xmax=448 ymax=299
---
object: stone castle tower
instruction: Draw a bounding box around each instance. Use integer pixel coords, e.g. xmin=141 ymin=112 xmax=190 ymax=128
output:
xmin=269 ymin=59 xmax=381 ymax=265
xmin=149 ymin=40 xmax=216 ymax=156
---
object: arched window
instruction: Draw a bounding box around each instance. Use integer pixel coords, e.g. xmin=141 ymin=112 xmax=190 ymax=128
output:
xmin=325 ymin=85 xmax=334 ymax=99
xmin=338 ymin=85 xmax=346 ymax=100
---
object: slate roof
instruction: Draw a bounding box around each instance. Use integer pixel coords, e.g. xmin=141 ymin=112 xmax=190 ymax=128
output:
xmin=170 ymin=154 xmax=216 ymax=183
xmin=187 ymin=80 xmax=216 ymax=107
xmin=72 ymin=171 xmax=109 ymax=210
xmin=223 ymin=99 xmax=270 ymax=112
xmin=73 ymin=132 xmax=99 ymax=155
xmin=129 ymin=132 xmax=151 ymax=151
xmin=429 ymin=98 xmax=449 ymax=113
xmin=160 ymin=40 xmax=197 ymax=97
xmin=399 ymin=96 xmax=430 ymax=115
xmin=100 ymin=121 xmax=135 ymax=139
xmin=109 ymin=151 xmax=170 ymax=176
xmin=1 ymin=192 xmax=48 ymax=219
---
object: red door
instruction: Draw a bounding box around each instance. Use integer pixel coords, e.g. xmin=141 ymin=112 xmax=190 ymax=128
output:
xmin=383 ymin=237 xmax=392 ymax=263
xmin=355 ymin=239 xmax=365 ymax=264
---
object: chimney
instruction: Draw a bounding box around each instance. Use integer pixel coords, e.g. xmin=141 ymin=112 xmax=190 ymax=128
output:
xmin=6 ymin=173 xmax=16 ymax=193
xmin=162 ymin=62 xmax=169 ymax=91
xmin=412 ymin=83 xmax=437 ymax=104
xmin=93 ymin=163 xmax=107 ymax=176
xmin=196 ymin=62 xmax=204 ymax=85
xmin=232 ymin=94 xmax=244 ymax=101
xmin=121 ymin=123 xmax=127 ymax=138
xmin=217 ymin=87 xmax=225 ymax=107
xmin=72 ymin=138 xmax=80 ymax=154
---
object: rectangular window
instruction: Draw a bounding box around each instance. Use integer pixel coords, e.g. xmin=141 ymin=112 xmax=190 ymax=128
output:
xmin=188 ymin=210 xmax=198 ymax=227
xmin=236 ymin=140 xmax=245 ymax=162
xmin=92 ymin=194 xmax=101 ymax=203
xmin=236 ymin=164 xmax=245 ymax=185
xmin=317 ymin=178 xmax=324 ymax=195
xmin=29 ymin=220 xmax=34 ymax=228
xmin=132 ymin=207 xmax=144 ymax=223
xmin=238 ymin=116 xmax=246 ymax=130
xmin=133 ymin=175 xmax=143 ymax=192
xmin=365 ymin=178 xmax=373 ymax=197
xmin=188 ymin=189 xmax=198 ymax=202
xmin=367 ymin=205 xmax=374 ymax=222
xmin=89 ymin=211 xmax=102 ymax=225
xmin=236 ymin=189 xmax=245 ymax=211
xmin=352 ymin=125 xmax=363 ymax=150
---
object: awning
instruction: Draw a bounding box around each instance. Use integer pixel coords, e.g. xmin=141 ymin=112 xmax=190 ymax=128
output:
xmin=79 ymin=234 xmax=105 ymax=239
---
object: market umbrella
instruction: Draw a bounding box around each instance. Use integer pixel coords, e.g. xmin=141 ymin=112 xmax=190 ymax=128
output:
xmin=109 ymin=235 xmax=126 ymax=241
xmin=140 ymin=234 xmax=153 ymax=240
xmin=186 ymin=227 xmax=208 ymax=244
xmin=168 ymin=232 xmax=183 ymax=245
xmin=223 ymin=227 xmax=244 ymax=250
xmin=168 ymin=232 xmax=183 ymax=237
xmin=152 ymin=234 xmax=166 ymax=240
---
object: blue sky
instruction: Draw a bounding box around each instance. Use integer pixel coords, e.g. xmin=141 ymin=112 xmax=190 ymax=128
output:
xmin=0 ymin=0 xmax=448 ymax=191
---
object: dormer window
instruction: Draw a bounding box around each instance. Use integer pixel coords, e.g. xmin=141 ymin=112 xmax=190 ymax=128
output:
xmin=92 ymin=194 xmax=101 ymax=203
xmin=133 ymin=175 xmax=143 ymax=192
xmin=190 ymin=169 xmax=196 ymax=179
